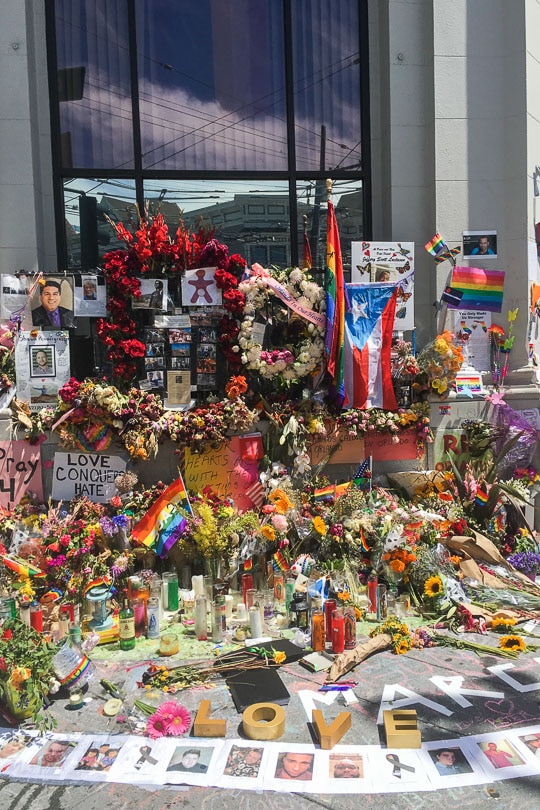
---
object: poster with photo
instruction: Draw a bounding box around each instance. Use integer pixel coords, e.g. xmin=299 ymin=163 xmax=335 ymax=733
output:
xmin=316 ymin=746 xmax=373 ymax=794
xmin=73 ymin=275 xmax=107 ymax=317
xmin=0 ymin=273 xmax=32 ymax=321
xmin=265 ymin=745 xmax=319 ymax=792
xmin=147 ymin=369 xmax=165 ymax=388
xmin=108 ymin=736 xmax=172 ymax=784
xmin=143 ymin=326 xmax=166 ymax=344
xmin=145 ymin=356 xmax=165 ymax=371
xmin=473 ymin=732 xmax=537 ymax=780
xmin=419 ymin=738 xmax=489 ymax=788
xmin=182 ymin=267 xmax=222 ymax=307
xmin=0 ymin=730 xmax=36 ymax=774
xmin=462 ymin=230 xmax=497 ymax=259
xmin=71 ymin=737 xmax=126 ymax=781
xmin=15 ymin=331 xmax=70 ymax=410
xmin=166 ymin=371 xmax=191 ymax=405
xmin=213 ymin=741 xmax=269 ymax=790
xmin=351 ymin=241 xmax=415 ymax=330
xmin=170 ymin=356 xmax=190 ymax=370
xmin=169 ymin=327 xmax=192 ymax=344
xmin=164 ymin=742 xmax=223 ymax=786
xmin=196 ymin=342 xmax=216 ymax=374
xmin=8 ymin=734 xmax=82 ymax=781
xmin=132 ymin=278 xmax=169 ymax=311
xmin=170 ymin=342 xmax=191 ymax=358
xmin=145 ymin=343 xmax=164 ymax=358
xmin=28 ymin=277 xmax=75 ymax=330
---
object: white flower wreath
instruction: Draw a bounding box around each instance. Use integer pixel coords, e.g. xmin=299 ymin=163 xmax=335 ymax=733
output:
xmin=233 ymin=265 xmax=326 ymax=383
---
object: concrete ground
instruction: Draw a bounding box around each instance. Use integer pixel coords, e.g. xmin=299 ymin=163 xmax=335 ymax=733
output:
xmin=2 ymin=633 xmax=540 ymax=809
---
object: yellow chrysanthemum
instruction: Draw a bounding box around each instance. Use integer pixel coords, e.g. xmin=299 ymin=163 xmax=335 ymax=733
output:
xmin=312 ymin=516 xmax=327 ymax=536
xmin=499 ymin=635 xmax=525 ymax=652
xmin=424 ymin=575 xmax=443 ymax=598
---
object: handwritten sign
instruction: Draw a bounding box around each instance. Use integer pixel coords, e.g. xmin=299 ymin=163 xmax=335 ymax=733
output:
xmin=52 ymin=452 xmax=126 ymax=502
xmin=308 ymin=426 xmax=418 ymax=466
xmin=184 ymin=436 xmax=258 ymax=511
xmin=0 ymin=440 xmax=43 ymax=507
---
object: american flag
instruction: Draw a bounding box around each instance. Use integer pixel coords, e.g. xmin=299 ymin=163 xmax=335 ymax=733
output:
xmin=353 ymin=457 xmax=372 ymax=481
xmin=245 ymin=479 xmax=265 ymax=508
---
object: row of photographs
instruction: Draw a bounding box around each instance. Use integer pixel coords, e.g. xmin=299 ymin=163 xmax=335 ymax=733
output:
xmin=0 ymin=271 xmax=224 ymax=326
xmin=2 ymin=726 xmax=540 ymax=794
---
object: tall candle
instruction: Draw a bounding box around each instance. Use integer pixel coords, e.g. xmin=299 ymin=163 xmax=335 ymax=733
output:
xmin=192 ymin=575 xmax=205 ymax=597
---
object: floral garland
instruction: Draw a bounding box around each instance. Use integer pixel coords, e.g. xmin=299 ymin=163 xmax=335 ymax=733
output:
xmin=231 ymin=265 xmax=325 ymax=385
xmin=97 ymin=213 xmax=246 ymax=383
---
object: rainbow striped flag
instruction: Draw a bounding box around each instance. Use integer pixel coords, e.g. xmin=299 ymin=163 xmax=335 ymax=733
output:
xmin=449 ymin=267 xmax=505 ymax=312
xmin=324 ymin=200 xmax=345 ymax=401
xmin=425 ymin=232 xmax=446 ymax=257
xmin=475 ymin=488 xmax=489 ymax=507
xmin=132 ymin=475 xmax=192 ymax=558
xmin=313 ymin=482 xmax=351 ymax=502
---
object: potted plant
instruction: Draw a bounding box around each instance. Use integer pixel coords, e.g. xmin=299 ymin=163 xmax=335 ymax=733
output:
xmin=0 ymin=619 xmax=57 ymax=729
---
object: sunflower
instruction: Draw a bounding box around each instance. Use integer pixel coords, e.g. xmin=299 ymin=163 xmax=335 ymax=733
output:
xmin=499 ymin=635 xmax=526 ymax=652
xmin=394 ymin=637 xmax=411 ymax=655
xmin=424 ymin=575 xmax=443 ymax=598
xmin=491 ymin=616 xmax=516 ymax=632
xmin=261 ymin=525 xmax=276 ymax=542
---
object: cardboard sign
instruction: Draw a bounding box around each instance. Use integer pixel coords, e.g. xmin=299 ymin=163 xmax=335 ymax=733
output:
xmin=51 ymin=452 xmax=126 ymax=502
xmin=308 ymin=427 xmax=418 ymax=466
xmin=0 ymin=440 xmax=43 ymax=507
xmin=184 ymin=436 xmax=259 ymax=511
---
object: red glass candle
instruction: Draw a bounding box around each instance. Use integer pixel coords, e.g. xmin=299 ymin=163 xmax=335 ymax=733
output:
xmin=242 ymin=572 xmax=254 ymax=605
xmin=367 ymin=573 xmax=378 ymax=613
xmin=332 ymin=608 xmax=345 ymax=654
xmin=30 ymin=603 xmax=43 ymax=633
xmin=324 ymin=598 xmax=337 ymax=640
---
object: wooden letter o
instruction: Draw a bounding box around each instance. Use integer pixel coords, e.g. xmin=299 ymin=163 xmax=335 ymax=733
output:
xmin=242 ymin=702 xmax=286 ymax=740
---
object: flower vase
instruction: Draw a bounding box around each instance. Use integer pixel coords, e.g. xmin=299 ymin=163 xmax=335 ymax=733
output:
xmin=204 ymin=557 xmax=222 ymax=582
xmin=3 ymin=679 xmax=40 ymax=721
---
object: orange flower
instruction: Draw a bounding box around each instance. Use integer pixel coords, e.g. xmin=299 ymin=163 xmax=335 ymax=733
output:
xmin=268 ymin=488 xmax=294 ymax=514
xmin=225 ymin=375 xmax=248 ymax=400
xmin=390 ymin=559 xmax=405 ymax=573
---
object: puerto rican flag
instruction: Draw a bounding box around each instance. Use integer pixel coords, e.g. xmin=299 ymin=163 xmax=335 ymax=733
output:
xmin=344 ymin=284 xmax=398 ymax=410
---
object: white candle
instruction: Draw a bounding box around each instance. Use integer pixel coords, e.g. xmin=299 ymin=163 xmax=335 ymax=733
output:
xmin=225 ymin=594 xmax=234 ymax=619
xmin=192 ymin=575 xmax=205 ymax=597
xmin=236 ymin=603 xmax=247 ymax=621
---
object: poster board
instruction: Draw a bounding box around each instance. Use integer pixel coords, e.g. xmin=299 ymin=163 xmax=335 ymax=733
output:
xmin=15 ymin=331 xmax=70 ymax=411
xmin=351 ymin=241 xmax=415 ymax=330
xmin=308 ymin=427 xmax=419 ymax=467
xmin=0 ymin=440 xmax=43 ymax=507
xmin=184 ymin=436 xmax=260 ymax=511
xmin=51 ymin=452 xmax=127 ymax=502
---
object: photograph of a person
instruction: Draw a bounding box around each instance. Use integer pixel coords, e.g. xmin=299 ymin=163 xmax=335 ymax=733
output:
xmin=169 ymin=329 xmax=191 ymax=344
xmin=75 ymin=741 xmax=122 ymax=772
xmin=132 ymin=278 xmax=169 ymax=311
xmin=519 ymin=733 xmax=540 ymax=758
xmin=428 ymin=747 xmax=473 ymax=775
xmin=223 ymin=745 xmax=263 ymax=778
xmin=170 ymin=356 xmax=190 ymax=370
xmin=478 ymin=740 xmax=524 ymax=769
xmin=166 ymin=746 xmax=211 ymax=773
xmin=147 ymin=370 xmax=164 ymax=388
xmin=31 ymin=277 xmax=74 ymax=329
xmin=82 ymin=278 xmax=97 ymax=300
xmin=29 ymin=739 xmax=75 ymax=768
xmin=0 ymin=732 xmax=32 ymax=763
xmin=274 ymin=751 xmax=314 ymax=781
xmin=199 ymin=327 xmax=216 ymax=343
xmin=30 ymin=346 xmax=55 ymax=377
xmin=462 ymin=230 xmax=497 ymax=258
xmin=145 ymin=356 xmax=165 ymax=371
xmin=329 ymin=753 xmax=364 ymax=779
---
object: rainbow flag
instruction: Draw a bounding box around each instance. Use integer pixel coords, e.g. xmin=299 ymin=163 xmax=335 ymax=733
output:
xmin=132 ymin=475 xmax=192 ymax=558
xmin=449 ymin=267 xmax=505 ymax=312
xmin=425 ymin=232 xmax=446 ymax=257
xmin=313 ymin=482 xmax=351 ymax=502
xmin=324 ymin=200 xmax=345 ymax=401
xmin=475 ymin=488 xmax=489 ymax=507
xmin=434 ymin=246 xmax=461 ymax=265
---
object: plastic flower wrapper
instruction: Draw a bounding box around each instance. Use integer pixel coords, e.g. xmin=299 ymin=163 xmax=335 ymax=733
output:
xmin=415 ymin=330 xmax=463 ymax=398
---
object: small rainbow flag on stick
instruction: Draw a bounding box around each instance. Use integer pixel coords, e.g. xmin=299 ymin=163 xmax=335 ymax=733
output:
xmin=425 ymin=232 xmax=446 ymax=257
xmin=132 ymin=474 xmax=192 ymax=558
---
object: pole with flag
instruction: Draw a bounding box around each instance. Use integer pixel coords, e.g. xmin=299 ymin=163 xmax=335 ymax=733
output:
xmin=301 ymin=214 xmax=312 ymax=270
xmin=324 ymin=179 xmax=345 ymax=402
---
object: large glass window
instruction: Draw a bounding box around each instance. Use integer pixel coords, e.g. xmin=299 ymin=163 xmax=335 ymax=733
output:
xmin=50 ymin=1 xmax=368 ymax=270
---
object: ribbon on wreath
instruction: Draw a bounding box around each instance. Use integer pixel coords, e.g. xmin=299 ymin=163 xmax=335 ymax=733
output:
xmin=246 ymin=264 xmax=326 ymax=330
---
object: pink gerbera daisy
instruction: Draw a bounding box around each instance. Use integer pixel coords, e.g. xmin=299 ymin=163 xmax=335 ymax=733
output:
xmin=156 ymin=700 xmax=191 ymax=736
xmin=146 ymin=712 xmax=168 ymax=739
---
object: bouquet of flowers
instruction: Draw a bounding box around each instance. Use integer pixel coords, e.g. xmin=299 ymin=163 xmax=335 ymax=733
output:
xmin=415 ymin=331 xmax=464 ymax=398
